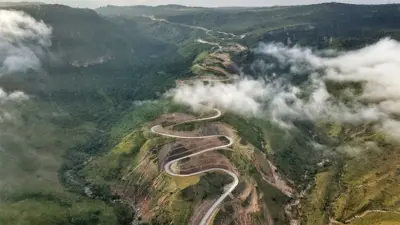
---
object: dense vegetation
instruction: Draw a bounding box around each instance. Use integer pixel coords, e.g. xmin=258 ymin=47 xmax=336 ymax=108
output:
xmin=0 ymin=4 xmax=206 ymax=225
xmin=98 ymin=3 xmax=400 ymax=43
xmin=1 ymin=2 xmax=400 ymax=225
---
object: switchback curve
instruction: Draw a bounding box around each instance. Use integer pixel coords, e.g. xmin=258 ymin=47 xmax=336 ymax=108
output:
xmin=150 ymin=108 xmax=239 ymax=225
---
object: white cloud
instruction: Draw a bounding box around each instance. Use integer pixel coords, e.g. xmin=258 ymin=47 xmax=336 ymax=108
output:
xmin=256 ymin=38 xmax=400 ymax=118
xmin=0 ymin=10 xmax=44 ymax=125
xmin=0 ymin=10 xmax=52 ymax=75
xmin=0 ymin=89 xmax=29 ymax=123
xmin=167 ymin=38 xmax=400 ymax=139
xmin=166 ymin=77 xmax=269 ymax=117
xmin=0 ymin=90 xmax=29 ymax=102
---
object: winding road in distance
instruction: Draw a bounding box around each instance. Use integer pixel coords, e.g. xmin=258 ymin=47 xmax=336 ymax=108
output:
xmin=142 ymin=14 xmax=243 ymax=39
xmin=151 ymin=108 xmax=239 ymax=225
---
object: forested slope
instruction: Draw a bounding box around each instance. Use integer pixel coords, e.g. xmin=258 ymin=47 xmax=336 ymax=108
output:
xmin=0 ymin=2 xmax=400 ymax=225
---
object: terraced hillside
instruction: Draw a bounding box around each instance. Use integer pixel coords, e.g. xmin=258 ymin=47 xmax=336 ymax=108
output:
xmin=81 ymin=45 xmax=296 ymax=225
xmin=1 ymin=2 xmax=400 ymax=225
xmin=70 ymin=37 xmax=400 ymax=225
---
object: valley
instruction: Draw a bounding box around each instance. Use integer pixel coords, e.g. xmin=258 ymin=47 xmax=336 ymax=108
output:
xmin=0 ymin=2 xmax=400 ymax=225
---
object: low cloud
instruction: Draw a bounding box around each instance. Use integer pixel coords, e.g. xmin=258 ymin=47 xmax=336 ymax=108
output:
xmin=167 ymin=77 xmax=269 ymax=117
xmin=0 ymin=10 xmax=52 ymax=75
xmin=254 ymin=38 xmax=400 ymax=124
xmin=0 ymin=10 xmax=43 ymax=161
xmin=0 ymin=89 xmax=29 ymax=122
xmin=167 ymin=38 xmax=400 ymax=138
xmin=0 ymin=89 xmax=28 ymax=103
xmin=0 ymin=10 xmax=49 ymax=126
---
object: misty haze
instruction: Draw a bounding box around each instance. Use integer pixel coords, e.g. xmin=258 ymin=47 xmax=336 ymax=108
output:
xmin=0 ymin=1 xmax=399 ymax=225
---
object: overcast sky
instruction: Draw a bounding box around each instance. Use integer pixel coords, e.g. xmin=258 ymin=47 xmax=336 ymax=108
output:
xmin=2 ymin=0 xmax=399 ymax=8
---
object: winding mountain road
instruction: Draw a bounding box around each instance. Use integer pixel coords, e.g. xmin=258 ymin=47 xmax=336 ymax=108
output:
xmin=142 ymin=14 xmax=240 ymax=39
xmin=151 ymin=108 xmax=239 ymax=225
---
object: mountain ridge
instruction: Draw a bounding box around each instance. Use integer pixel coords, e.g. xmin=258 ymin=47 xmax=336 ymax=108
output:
xmin=0 ymin=3 xmax=400 ymax=225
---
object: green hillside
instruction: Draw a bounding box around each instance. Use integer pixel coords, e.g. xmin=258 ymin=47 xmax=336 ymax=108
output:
xmin=0 ymin=2 xmax=399 ymax=225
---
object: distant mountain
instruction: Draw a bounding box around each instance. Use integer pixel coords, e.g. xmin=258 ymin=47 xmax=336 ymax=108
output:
xmin=97 ymin=3 xmax=400 ymax=36
xmin=96 ymin=4 xmax=209 ymax=18
xmin=0 ymin=5 xmax=207 ymax=224
xmin=1 ymin=3 xmax=400 ymax=225
xmin=0 ymin=1 xmax=44 ymax=7
xmin=0 ymin=4 xmax=205 ymax=105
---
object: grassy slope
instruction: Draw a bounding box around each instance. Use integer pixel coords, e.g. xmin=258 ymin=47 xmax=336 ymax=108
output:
xmin=301 ymin=171 xmax=334 ymax=224
xmin=82 ymin=113 xmax=290 ymax=225
xmin=0 ymin=5 xmax=203 ymax=224
xmin=332 ymin=147 xmax=400 ymax=220
xmin=0 ymin=193 xmax=117 ymax=225
xmin=87 ymin=6 xmax=400 ymax=225
xmin=349 ymin=212 xmax=400 ymax=225
xmin=300 ymin=121 xmax=400 ymax=224
xmin=78 ymin=48 xmax=291 ymax=224
xmin=0 ymin=95 xmax=125 ymax=225
xmin=55 ymin=39 xmax=400 ymax=225
xmin=81 ymin=102 xmax=194 ymax=225
xmin=2 ymin=3 xmax=400 ymax=224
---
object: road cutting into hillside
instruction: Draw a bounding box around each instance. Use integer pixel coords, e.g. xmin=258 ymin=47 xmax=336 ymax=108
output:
xmin=142 ymin=14 xmax=241 ymax=40
xmin=150 ymin=107 xmax=239 ymax=225
xmin=149 ymin=45 xmax=268 ymax=224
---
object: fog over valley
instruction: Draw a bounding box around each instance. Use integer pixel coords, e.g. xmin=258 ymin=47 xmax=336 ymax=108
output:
xmin=0 ymin=2 xmax=400 ymax=225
